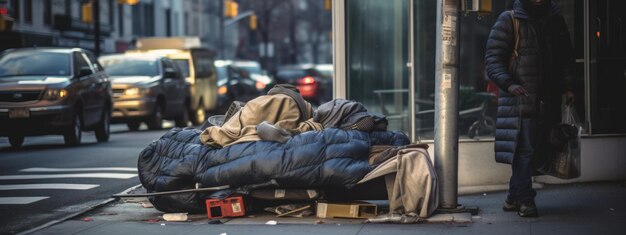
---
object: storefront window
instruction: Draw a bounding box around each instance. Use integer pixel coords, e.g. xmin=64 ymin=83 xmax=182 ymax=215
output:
xmin=346 ymin=0 xmax=410 ymax=133
xmin=453 ymin=0 xmax=585 ymax=139
xmin=588 ymin=0 xmax=626 ymax=134
xmin=344 ymin=0 xmax=595 ymax=141
xmin=412 ymin=0 xmax=436 ymax=140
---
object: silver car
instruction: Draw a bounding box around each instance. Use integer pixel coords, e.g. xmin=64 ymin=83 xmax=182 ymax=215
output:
xmin=99 ymin=54 xmax=190 ymax=131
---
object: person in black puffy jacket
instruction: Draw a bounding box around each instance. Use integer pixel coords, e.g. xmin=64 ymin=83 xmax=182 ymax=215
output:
xmin=484 ymin=0 xmax=575 ymax=217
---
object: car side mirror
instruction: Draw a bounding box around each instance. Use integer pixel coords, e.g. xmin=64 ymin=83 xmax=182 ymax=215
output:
xmin=78 ymin=66 xmax=93 ymax=77
xmin=164 ymin=68 xmax=178 ymax=79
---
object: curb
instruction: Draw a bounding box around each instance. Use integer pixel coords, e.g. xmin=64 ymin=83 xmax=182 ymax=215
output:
xmin=459 ymin=183 xmax=544 ymax=196
xmin=17 ymin=184 xmax=143 ymax=235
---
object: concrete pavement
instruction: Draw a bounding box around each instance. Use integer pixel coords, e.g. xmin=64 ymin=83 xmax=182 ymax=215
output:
xmin=24 ymin=181 xmax=626 ymax=235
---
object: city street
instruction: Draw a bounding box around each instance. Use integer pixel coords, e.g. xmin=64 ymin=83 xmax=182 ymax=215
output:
xmin=0 ymin=124 xmax=167 ymax=234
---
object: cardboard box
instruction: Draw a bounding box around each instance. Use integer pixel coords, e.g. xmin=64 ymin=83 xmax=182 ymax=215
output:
xmin=316 ymin=201 xmax=377 ymax=219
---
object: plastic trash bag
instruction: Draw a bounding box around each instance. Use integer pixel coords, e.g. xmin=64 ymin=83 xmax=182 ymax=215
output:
xmin=538 ymin=105 xmax=582 ymax=179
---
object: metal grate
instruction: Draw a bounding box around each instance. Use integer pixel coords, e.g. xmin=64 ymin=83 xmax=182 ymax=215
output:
xmin=0 ymin=90 xmax=43 ymax=102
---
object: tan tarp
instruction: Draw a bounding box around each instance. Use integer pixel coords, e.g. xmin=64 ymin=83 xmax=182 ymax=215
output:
xmin=358 ymin=147 xmax=438 ymax=219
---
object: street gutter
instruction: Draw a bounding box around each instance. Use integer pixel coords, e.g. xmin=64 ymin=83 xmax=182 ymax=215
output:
xmin=17 ymin=184 xmax=143 ymax=235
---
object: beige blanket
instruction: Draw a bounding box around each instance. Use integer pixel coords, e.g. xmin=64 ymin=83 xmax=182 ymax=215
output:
xmin=200 ymin=94 xmax=322 ymax=147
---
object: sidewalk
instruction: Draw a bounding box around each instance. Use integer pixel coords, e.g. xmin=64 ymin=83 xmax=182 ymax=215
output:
xmin=27 ymin=181 xmax=626 ymax=235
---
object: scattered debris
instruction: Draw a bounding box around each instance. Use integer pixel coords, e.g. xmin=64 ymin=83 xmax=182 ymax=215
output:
xmin=141 ymin=202 xmax=154 ymax=208
xmin=163 ymin=213 xmax=189 ymax=222
xmin=265 ymin=204 xmax=313 ymax=218
xmin=265 ymin=220 xmax=278 ymax=225
xmin=610 ymin=208 xmax=615 ymax=211
xmin=160 ymin=223 xmax=166 ymax=226
xmin=482 ymin=193 xmax=487 ymax=196
xmin=315 ymin=220 xmax=324 ymax=224
xmin=82 ymin=217 xmax=93 ymax=222
xmin=220 ymin=233 xmax=227 ymax=235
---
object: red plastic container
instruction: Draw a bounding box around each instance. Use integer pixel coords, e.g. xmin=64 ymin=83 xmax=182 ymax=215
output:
xmin=205 ymin=196 xmax=246 ymax=219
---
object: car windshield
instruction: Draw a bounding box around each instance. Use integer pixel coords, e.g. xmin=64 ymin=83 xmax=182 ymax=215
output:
xmin=173 ymin=59 xmax=190 ymax=77
xmin=276 ymin=69 xmax=307 ymax=81
xmin=100 ymin=57 xmax=159 ymax=76
xmin=316 ymin=67 xmax=333 ymax=78
xmin=236 ymin=64 xmax=262 ymax=75
xmin=0 ymin=51 xmax=71 ymax=78
xmin=216 ymin=65 xmax=227 ymax=82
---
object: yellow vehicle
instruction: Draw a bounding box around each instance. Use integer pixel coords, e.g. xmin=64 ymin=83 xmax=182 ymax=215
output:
xmin=129 ymin=37 xmax=218 ymax=125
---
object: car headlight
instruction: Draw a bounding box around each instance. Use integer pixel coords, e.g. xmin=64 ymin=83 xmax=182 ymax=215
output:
xmin=218 ymin=86 xmax=228 ymax=95
xmin=43 ymin=89 xmax=68 ymax=100
xmin=123 ymin=87 xmax=149 ymax=96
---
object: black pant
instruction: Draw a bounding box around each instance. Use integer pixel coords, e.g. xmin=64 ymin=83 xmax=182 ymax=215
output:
xmin=507 ymin=118 xmax=537 ymax=204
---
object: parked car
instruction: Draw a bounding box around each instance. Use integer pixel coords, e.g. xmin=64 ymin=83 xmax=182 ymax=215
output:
xmin=274 ymin=64 xmax=332 ymax=105
xmin=0 ymin=48 xmax=112 ymax=148
xmin=129 ymin=37 xmax=218 ymax=126
xmin=232 ymin=60 xmax=275 ymax=93
xmin=214 ymin=60 xmax=263 ymax=114
xmin=99 ymin=53 xmax=191 ymax=131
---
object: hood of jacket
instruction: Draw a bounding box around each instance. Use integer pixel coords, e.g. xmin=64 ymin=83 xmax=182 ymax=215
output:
xmin=514 ymin=0 xmax=561 ymax=19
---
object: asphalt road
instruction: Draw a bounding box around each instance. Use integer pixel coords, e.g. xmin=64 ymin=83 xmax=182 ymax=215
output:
xmin=0 ymin=123 xmax=171 ymax=234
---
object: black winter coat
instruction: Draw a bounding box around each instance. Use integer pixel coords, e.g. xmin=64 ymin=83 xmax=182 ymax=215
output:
xmin=485 ymin=1 xmax=574 ymax=164
xmin=138 ymin=127 xmax=410 ymax=213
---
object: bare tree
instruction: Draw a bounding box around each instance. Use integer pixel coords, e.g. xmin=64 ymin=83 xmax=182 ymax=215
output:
xmin=302 ymin=0 xmax=331 ymax=64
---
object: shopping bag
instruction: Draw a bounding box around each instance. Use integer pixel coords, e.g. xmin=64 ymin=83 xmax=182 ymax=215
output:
xmin=538 ymin=105 xmax=582 ymax=179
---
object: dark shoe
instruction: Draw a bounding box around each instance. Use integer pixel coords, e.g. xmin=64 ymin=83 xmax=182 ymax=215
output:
xmin=518 ymin=201 xmax=539 ymax=217
xmin=502 ymin=200 xmax=520 ymax=212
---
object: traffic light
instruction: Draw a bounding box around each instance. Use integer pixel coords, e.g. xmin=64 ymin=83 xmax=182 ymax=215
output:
xmin=81 ymin=1 xmax=93 ymax=23
xmin=324 ymin=0 xmax=331 ymax=11
xmin=116 ymin=0 xmax=140 ymax=5
xmin=249 ymin=14 xmax=257 ymax=30
xmin=224 ymin=0 xmax=238 ymax=18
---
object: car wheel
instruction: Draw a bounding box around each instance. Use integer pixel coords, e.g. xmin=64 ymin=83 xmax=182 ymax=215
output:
xmin=175 ymin=105 xmax=190 ymax=128
xmin=127 ymin=121 xmax=141 ymax=131
xmin=8 ymin=135 xmax=24 ymax=149
xmin=191 ymin=103 xmax=206 ymax=126
xmin=147 ymin=105 xmax=164 ymax=130
xmin=95 ymin=108 xmax=110 ymax=142
xmin=64 ymin=112 xmax=82 ymax=146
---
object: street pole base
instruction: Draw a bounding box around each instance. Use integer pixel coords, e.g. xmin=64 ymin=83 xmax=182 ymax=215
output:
xmin=435 ymin=205 xmax=479 ymax=215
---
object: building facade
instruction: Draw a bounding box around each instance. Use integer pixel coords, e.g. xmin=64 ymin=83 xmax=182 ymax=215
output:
xmin=332 ymin=0 xmax=626 ymax=187
xmin=1 ymin=0 xmax=212 ymax=54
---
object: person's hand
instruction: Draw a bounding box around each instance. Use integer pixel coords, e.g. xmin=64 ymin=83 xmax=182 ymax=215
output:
xmin=565 ymin=90 xmax=575 ymax=105
xmin=507 ymin=84 xmax=528 ymax=97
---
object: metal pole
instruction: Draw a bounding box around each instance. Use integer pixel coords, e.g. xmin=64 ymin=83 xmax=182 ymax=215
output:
xmin=219 ymin=0 xmax=225 ymax=59
xmin=583 ymin=0 xmax=591 ymax=134
xmin=409 ymin=0 xmax=416 ymax=143
xmin=434 ymin=0 xmax=460 ymax=209
xmin=94 ymin=0 xmax=100 ymax=56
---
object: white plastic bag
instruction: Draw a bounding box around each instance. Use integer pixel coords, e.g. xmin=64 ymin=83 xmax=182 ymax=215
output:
xmin=538 ymin=105 xmax=582 ymax=179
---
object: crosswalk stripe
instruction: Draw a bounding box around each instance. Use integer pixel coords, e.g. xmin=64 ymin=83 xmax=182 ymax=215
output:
xmin=0 ymin=173 xmax=137 ymax=180
xmin=0 ymin=197 xmax=49 ymax=204
xmin=20 ymin=167 xmax=137 ymax=172
xmin=0 ymin=184 xmax=99 ymax=191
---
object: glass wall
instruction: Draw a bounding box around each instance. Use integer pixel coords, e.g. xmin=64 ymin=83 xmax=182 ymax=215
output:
xmin=589 ymin=0 xmax=626 ymax=134
xmin=412 ymin=0 xmax=436 ymax=140
xmin=346 ymin=0 xmax=410 ymax=133
xmin=342 ymin=0 xmax=624 ymax=141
